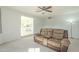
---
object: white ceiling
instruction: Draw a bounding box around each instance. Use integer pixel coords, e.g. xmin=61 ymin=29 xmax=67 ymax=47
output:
xmin=6 ymin=6 xmax=79 ymax=18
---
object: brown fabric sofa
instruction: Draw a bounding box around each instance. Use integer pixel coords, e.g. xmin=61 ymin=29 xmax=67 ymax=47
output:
xmin=34 ymin=28 xmax=70 ymax=52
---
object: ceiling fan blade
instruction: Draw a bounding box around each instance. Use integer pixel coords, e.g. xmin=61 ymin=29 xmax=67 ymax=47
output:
xmin=45 ymin=9 xmax=52 ymax=12
xmin=38 ymin=6 xmax=44 ymax=10
xmin=45 ymin=6 xmax=52 ymax=9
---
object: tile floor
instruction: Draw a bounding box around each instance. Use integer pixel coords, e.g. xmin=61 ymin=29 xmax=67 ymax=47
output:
xmin=0 ymin=36 xmax=79 ymax=52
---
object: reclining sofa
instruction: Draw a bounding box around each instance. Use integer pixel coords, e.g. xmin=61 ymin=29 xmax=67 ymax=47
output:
xmin=34 ymin=28 xmax=70 ymax=52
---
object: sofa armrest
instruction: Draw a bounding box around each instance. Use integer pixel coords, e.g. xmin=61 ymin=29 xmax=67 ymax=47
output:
xmin=61 ymin=38 xmax=70 ymax=47
xmin=34 ymin=33 xmax=41 ymax=40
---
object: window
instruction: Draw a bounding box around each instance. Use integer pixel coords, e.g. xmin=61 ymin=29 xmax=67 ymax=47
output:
xmin=21 ymin=16 xmax=33 ymax=36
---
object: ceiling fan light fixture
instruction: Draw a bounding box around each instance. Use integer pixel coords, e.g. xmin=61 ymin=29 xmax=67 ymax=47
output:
xmin=48 ymin=16 xmax=52 ymax=19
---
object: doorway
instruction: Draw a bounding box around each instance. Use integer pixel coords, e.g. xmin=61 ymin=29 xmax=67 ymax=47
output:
xmin=21 ymin=16 xmax=33 ymax=36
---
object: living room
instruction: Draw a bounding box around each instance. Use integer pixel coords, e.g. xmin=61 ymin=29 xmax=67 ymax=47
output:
xmin=0 ymin=6 xmax=79 ymax=52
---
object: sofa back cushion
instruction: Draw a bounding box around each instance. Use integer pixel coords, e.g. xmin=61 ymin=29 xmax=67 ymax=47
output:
xmin=52 ymin=29 xmax=64 ymax=40
xmin=40 ymin=28 xmax=53 ymax=38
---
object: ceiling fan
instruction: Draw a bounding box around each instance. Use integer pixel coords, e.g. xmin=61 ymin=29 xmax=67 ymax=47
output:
xmin=36 ymin=6 xmax=52 ymax=13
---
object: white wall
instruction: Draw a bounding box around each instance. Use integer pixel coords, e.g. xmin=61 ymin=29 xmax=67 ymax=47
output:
xmin=0 ymin=7 xmax=21 ymax=44
xmin=0 ymin=7 xmax=44 ymax=44
xmin=0 ymin=8 xmax=2 ymax=33
xmin=34 ymin=17 xmax=45 ymax=33
xmin=44 ymin=12 xmax=79 ymax=39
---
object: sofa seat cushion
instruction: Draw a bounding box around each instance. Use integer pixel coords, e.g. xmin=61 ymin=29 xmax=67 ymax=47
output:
xmin=48 ymin=39 xmax=61 ymax=47
xmin=43 ymin=38 xmax=47 ymax=46
xmin=35 ymin=35 xmax=44 ymax=41
xmin=40 ymin=28 xmax=53 ymax=38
